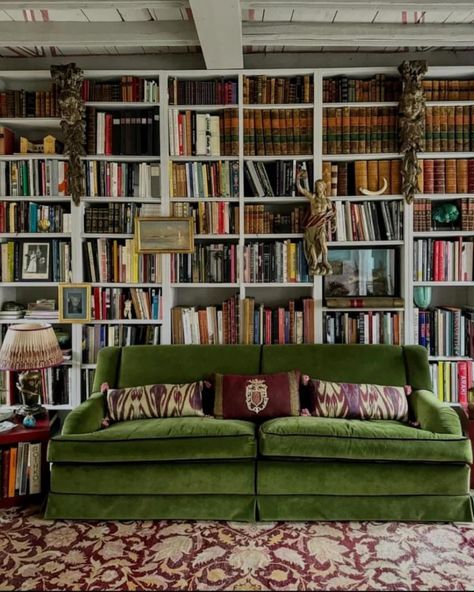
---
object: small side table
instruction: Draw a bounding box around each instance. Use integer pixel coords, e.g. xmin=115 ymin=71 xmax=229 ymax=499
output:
xmin=0 ymin=414 xmax=51 ymax=509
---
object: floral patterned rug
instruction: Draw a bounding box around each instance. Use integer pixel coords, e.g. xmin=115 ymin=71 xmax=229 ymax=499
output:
xmin=1 ymin=506 xmax=474 ymax=591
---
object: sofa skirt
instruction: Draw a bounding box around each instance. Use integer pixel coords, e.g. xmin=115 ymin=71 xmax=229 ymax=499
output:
xmin=257 ymin=494 xmax=474 ymax=522
xmin=45 ymin=493 xmax=256 ymax=521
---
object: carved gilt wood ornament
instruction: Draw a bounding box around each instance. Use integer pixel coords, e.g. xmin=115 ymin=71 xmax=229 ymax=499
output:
xmin=296 ymin=171 xmax=336 ymax=276
xmin=50 ymin=63 xmax=86 ymax=206
xmin=398 ymin=59 xmax=427 ymax=204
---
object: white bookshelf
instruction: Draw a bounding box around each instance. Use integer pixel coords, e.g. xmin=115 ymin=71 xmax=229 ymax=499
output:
xmin=0 ymin=65 xmax=472 ymax=410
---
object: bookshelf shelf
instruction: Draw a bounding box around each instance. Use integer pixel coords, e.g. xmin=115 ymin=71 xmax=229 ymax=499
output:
xmin=1 ymin=65 xmax=473 ymax=411
xmin=429 ymin=356 xmax=473 ymax=361
xmin=1 ymin=232 xmax=71 ymax=238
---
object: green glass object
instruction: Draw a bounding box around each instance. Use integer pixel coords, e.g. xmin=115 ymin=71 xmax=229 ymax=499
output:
xmin=432 ymin=203 xmax=459 ymax=226
xmin=414 ymin=286 xmax=432 ymax=309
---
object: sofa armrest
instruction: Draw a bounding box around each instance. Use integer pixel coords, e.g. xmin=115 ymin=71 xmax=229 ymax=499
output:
xmin=61 ymin=392 xmax=106 ymax=435
xmin=410 ymin=389 xmax=463 ymax=435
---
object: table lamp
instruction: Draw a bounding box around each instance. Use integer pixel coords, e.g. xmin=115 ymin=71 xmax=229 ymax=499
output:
xmin=0 ymin=323 xmax=63 ymax=416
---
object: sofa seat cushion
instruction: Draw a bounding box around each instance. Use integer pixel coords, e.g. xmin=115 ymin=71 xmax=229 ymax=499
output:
xmin=259 ymin=417 xmax=472 ymax=464
xmin=48 ymin=417 xmax=257 ymax=463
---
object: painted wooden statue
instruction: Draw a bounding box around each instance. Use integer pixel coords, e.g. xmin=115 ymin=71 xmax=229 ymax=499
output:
xmin=296 ymin=171 xmax=336 ymax=276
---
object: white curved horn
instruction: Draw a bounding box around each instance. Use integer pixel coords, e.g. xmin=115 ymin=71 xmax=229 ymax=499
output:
xmin=359 ymin=177 xmax=388 ymax=196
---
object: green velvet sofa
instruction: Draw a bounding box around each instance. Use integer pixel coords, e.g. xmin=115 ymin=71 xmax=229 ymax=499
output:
xmin=45 ymin=344 xmax=473 ymax=522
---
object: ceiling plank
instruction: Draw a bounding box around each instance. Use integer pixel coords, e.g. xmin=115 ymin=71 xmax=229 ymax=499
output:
xmin=243 ymin=22 xmax=474 ymax=47
xmin=243 ymin=0 xmax=474 ymax=7
xmin=189 ymin=0 xmax=242 ymax=69
xmin=0 ymin=20 xmax=199 ymax=46
xmin=0 ymin=1 xmax=189 ymax=7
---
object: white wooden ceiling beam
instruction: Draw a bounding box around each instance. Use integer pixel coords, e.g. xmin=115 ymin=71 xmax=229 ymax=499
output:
xmin=0 ymin=1 xmax=189 ymax=7
xmin=0 ymin=20 xmax=198 ymax=47
xmin=189 ymin=0 xmax=242 ymax=69
xmin=243 ymin=0 xmax=474 ymax=7
xmin=243 ymin=22 xmax=474 ymax=47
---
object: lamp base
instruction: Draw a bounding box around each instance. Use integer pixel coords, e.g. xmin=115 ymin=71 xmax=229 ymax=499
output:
xmin=16 ymin=370 xmax=46 ymax=418
xmin=15 ymin=404 xmax=46 ymax=417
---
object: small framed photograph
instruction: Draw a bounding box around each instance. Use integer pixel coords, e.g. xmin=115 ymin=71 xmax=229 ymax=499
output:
xmin=135 ymin=216 xmax=194 ymax=253
xmin=58 ymin=284 xmax=91 ymax=323
xmin=20 ymin=241 xmax=51 ymax=281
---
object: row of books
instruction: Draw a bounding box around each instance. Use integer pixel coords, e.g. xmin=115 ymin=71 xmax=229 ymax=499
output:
xmin=413 ymin=199 xmax=474 ymax=232
xmin=84 ymin=161 xmax=161 ymax=198
xmin=422 ymin=79 xmax=474 ymax=101
xmin=241 ymin=298 xmax=315 ymax=345
xmin=243 ymin=240 xmax=309 ymax=284
xmin=323 ymin=106 xmax=398 ymax=155
xmin=83 ymin=324 xmax=161 ymax=364
xmin=244 ymin=160 xmax=313 ymax=197
xmin=323 ymin=75 xmax=401 ymax=103
xmin=418 ymin=159 xmax=474 ymax=194
xmin=324 ymin=311 xmax=403 ymax=345
xmin=244 ymin=109 xmax=313 ymax=156
xmin=0 ymin=88 xmax=59 ymax=118
xmin=322 ymin=160 xmax=401 ymax=196
xmin=415 ymin=306 xmax=474 ymax=358
xmin=328 ymin=201 xmax=403 ymax=242
xmin=243 ymin=205 xmax=305 ymax=234
xmin=423 ymin=105 xmax=474 ymax=152
xmin=81 ymin=77 xmax=159 ymax=103
xmin=169 ymin=109 xmax=238 ymax=157
xmin=0 ymin=202 xmax=72 ymax=233
xmin=91 ymin=287 xmax=163 ymax=321
xmin=243 ymin=75 xmax=313 ymax=105
xmin=169 ymin=161 xmax=239 ymax=198
xmin=82 ymin=239 xmax=162 ymax=284
xmin=172 ymin=202 xmax=237 ymax=235
xmin=429 ymin=360 xmax=473 ymax=405
xmin=84 ymin=203 xmax=141 ymax=234
xmin=413 ymin=239 xmax=474 ymax=282
xmin=0 ymin=160 xmax=68 ymax=197
xmin=171 ymin=244 xmax=238 ymax=284
xmin=81 ymin=368 xmax=96 ymax=401
xmin=172 ymin=296 xmax=240 ymax=344
xmin=86 ymin=107 xmax=160 ymax=156
xmin=0 ymin=240 xmax=71 ymax=283
xmin=0 ymin=443 xmax=42 ymax=500
xmin=168 ymin=78 xmax=237 ymax=106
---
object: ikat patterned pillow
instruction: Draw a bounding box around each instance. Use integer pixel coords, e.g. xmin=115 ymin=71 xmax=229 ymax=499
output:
xmin=213 ymin=371 xmax=300 ymax=420
xmin=106 ymin=381 xmax=205 ymax=421
xmin=307 ymin=378 xmax=410 ymax=422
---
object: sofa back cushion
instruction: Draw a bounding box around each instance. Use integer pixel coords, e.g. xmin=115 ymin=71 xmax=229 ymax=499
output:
xmin=261 ymin=344 xmax=408 ymax=386
xmin=117 ymin=345 xmax=261 ymax=387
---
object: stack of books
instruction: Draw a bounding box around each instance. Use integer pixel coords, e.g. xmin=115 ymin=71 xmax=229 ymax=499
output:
xmin=171 ymin=202 xmax=238 ymax=235
xmin=414 ymin=306 xmax=474 ymax=358
xmin=84 ymin=203 xmax=141 ymax=234
xmin=324 ymin=311 xmax=403 ymax=345
xmin=413 ymin=239 xmax=474 ymax=281
xmin=329 ymin=201 xmax=403 ymax=242
xmin=83 ymin=324 xmax=161 ymax=363
xmin=323 ymin=75 xmax=401 ymax=103
xmin=168 ymin=78 xmax=237 ymax=105
xmin=0 ymin=88 xmax=59 ymax=117
xmin=243 ymin=240 xmax=309 ymax=283
xmin=417 ymin=159 xmax=474 ymax=194
xmin=422 ymin=79 xmax=474 ymax=100
xmin=243 ymin=205 xmax=305 ymax=234
xmin=82 ymin=77 xmax=159 ymax=102
xmin=24 ymin=299 xmax=58 ymax=321
xmin=244 ymin=160 xmax=313 ymax=197
xmin=83 ymin=161 xmax=161 ymax=198
xmin=423 ymin=105 xmax=474 ymax=152
xmin=169 ymin=161 xmax=239 ymax=198
xmin=243 ymin=75 xmax=313 ymax=104
xmin=0 ymin=160 xmax=68 ymax=197
xmin=429 ymin=360 xmax=473 ymax=405
xmin=91 ymin=287 xmax=162 ymax=321
xmin=171 ymin=243 xmax=238 ymax=284
xmin=0 ymin=443 xmax=42 ymax=499
xmin=323 ymin=160 xmax=401 ymax=196
xmin=0 ymin=202 xmax=71 ymax=233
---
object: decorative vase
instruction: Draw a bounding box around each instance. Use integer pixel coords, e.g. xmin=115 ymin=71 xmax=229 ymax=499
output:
xmin=23 ymin=413 xmax=37 ymax=429
xmin=413 ymin=286 xmax=432 ymax=309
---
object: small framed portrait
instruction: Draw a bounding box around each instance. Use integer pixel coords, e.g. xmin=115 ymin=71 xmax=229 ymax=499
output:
xmin=20 ymin=242 xmax=51 ymax=281
xmin=58 ymin=284 xmax=91 ymax=323
xmin=135 ymin=216 xmax=194 ymax=253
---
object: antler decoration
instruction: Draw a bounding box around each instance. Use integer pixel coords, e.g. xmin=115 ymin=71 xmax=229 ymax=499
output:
xmin=50 ymin=63 xmax=85 ymax=206
xmin=398 ymin=59 xmax=427 ymax=204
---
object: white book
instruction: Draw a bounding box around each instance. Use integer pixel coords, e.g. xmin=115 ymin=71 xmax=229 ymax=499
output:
xmin=210 ymin=115 xmax=220 ymax=156
xmin=195 ymin=113 xmax=207 ymax=155
xmin=28 ymin=443 xmax=41 ymax=495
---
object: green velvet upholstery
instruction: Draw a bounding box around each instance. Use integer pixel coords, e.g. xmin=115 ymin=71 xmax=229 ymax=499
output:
xmin=52 ymin=461 xmax=255 ymax=495
xmin=117 ymin=344 xmax=261 ymax=387
xmin=46 ymin=344 xmax=473 ymax=522
xmin=259 ymin=416 xmax=472 ymax=463
xmin=261 ymin=344 xmax=409 ymax=385
xmin=46 ymin=493 xmax=256 ymax=521
xmin=257 ymin=460 xmax=469 ymax=495
xmin=49 ymin=417 xmax=257 ymax=463
xmin=257 ymin=495 xmax=474 ymax=522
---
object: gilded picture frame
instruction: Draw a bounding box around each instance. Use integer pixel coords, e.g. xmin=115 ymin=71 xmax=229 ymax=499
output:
xmin=58 ymin=283 xmax=91 ymax=323
xmin=135 ymin=216 xmax=194 ymax=254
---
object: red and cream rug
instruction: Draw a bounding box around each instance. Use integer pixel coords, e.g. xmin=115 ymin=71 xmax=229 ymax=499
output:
xmin=0 ymin=507 xmax=473 ymax=591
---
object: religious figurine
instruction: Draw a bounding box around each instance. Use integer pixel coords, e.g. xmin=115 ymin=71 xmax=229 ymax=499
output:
xmin=296 ymin=171 xmax=336 ymax=276
xmin=124 ymin=299 xmax=132 ymax=320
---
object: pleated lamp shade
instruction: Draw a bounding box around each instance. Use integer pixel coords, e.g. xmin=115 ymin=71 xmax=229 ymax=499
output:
xmin=0 ymin=323 xmax=63 ymax=371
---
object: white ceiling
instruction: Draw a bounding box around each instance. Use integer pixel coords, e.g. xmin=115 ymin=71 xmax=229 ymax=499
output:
xmin=0 ymin=1 xmax=473 ymax=63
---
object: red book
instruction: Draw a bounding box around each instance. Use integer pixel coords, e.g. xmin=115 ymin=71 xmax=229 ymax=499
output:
xmin=104 ymin=113 xmax=113 ymax=155
xmin=438 ymin=241 xmax=445 ymax=281
xmin=177 ymin=113 xmax=184 ymax=155
xmin=433 ymin=241 xmax=440 ymax=281
xmin=458 ymin=361 xmax=468 ymax=406
xmin=278 ymin=308 xmax=285 ymax=344
xmin=93 ymin=287 xmax=101 ymax=320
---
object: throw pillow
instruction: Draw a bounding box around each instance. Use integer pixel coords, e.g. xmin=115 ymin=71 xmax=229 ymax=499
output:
xmin=214 ymin=371 xmax=300 ymax=420
xmin=106 ymin=381 xmax=205 ymax=421
xmin=307 ymin=377 xmax=410 ymax=422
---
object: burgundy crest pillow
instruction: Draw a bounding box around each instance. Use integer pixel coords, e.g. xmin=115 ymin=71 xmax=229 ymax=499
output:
xmin=214 ymin=371 xmax=300 ymax=420
xmin=106 ymin=381 xmax=204 ymax=421
xmin=307 ymin=378 xmax=410 ymax=422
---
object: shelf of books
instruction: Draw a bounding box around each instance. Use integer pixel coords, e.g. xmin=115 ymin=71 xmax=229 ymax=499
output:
xmin=0 ymin=66 xmax=473 ymax=411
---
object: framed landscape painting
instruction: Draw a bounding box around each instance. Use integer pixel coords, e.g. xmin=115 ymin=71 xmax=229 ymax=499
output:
xmin=135 ymin=216 xmax=194 ymax=253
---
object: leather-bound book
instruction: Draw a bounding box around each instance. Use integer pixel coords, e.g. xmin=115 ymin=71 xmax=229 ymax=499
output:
xmin=422 ymin=159 xmax=434 ymax=194
xmin=354 ymin=160 xmax=368 ymax=195
xmin=456 ymin=159 xmax=468 ymax=194
xmin=433 ymin=159 xmax=446 ymax=194
xmin=378 ymin=160 xmax=391 ymax=194
xmin=367 ymin=160 xmax=379 ymax=192
xmin=390 ymin=159 xmax=401 ymax=195
xmin=350 ymin=107 xmax=359 ymax=153
xmin=445 ymin=159 xmax=458 ymax=193
xmin=447 ymin=106 xmax=455 ymax=152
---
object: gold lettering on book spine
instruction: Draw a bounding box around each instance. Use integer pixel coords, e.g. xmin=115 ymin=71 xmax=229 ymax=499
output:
xmin=50 ymin=63 xmax=85 ymax=206
xmin=398 ymin=60 xmax=427 ymax=204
